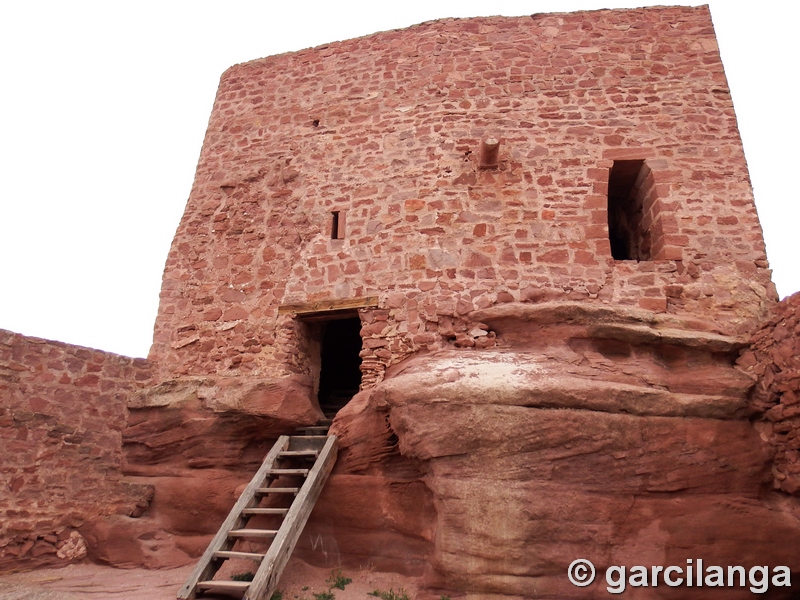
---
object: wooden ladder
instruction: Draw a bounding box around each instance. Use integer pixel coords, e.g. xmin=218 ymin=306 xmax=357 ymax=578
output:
xmin=178 ymin=428 xmax=337 ymax=600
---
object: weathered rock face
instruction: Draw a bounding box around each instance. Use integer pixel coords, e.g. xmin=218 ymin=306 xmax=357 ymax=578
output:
xmin=124 ymin=376 xmax=323 ymax=469
xmin=737 ymin=291 xmax=800 ymax=496
xmin=316 ymin=303 xmax=800 ymax=598
xmin=100 ymin=375 xmax=325 ymax=569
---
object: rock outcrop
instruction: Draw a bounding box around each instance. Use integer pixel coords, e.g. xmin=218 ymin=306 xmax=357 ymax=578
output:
xmin=97 ymin=300 xmax=800 ymax=597
xmin=101 ymin=375 xmax=325 ymax=569
xmin=314 ymin=303 xmax=800 ymax=597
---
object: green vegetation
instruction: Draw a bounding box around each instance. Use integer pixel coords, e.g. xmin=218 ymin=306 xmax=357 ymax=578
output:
xmin=231 ymin=571 xmax=255 ymax=581
xmin=327 ymin=569 xmax=352 ymax=590
xmin=367 ymin=589 xmax=411 ymax=600
xmin=312 ymin=592 xmax=335 ymax=600
xmin=270 ymin=592 xmax=283 ymax=600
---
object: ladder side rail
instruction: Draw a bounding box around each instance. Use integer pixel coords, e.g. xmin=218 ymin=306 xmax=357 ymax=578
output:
xmin=177 ymin=435 xmax=291 ymax=600
xmin=245 ymin=435 xmax=338 ymax=600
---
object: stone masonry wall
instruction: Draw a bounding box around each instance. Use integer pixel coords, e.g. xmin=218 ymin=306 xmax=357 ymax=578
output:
xmin=737 ymin=292 xmax=800 ymax=495
xmin=0 ymin=329 xmax=155 ymax=571
xmin=150 ymin=6 xmax=775 ymax=386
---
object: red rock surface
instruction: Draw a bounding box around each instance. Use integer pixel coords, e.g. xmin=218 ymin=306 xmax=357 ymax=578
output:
xmin=0 ymin=558 xmax=425 ymax=600
xmin=321 ymin=302 xmax=800 ymax=597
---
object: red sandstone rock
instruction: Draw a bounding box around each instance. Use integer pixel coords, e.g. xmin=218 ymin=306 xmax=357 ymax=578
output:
xmin=3 ymin=7 xmax=799 ymax=600
xmin=323 ymin=306 xmax=800 ymax=596
xmin=56 ymin=532 xmax=87 ymax=561
xmin=79 ymin=515 xmax=194 ymax=570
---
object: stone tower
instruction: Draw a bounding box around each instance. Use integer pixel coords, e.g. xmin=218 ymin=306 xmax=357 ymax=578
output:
xmin=128 ymin=6 xmax=798 ymax=597
xmin=149 ymin=5 xmax=774 ymax=411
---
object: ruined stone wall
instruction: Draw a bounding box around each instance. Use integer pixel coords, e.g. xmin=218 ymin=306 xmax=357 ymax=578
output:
xmin=0 ymin=329 xmax=154 ymax=570
xmin=150 ymin=6 xmax=775 ymax=386
xmin=738 ymin=291 xmax=800 ymax=495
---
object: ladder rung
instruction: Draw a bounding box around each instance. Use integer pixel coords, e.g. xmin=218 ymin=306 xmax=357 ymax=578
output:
xmin=269 ymin=468 xmax=309 ymax=475
xmin=228 ymin=529 xmax=278 ymax=538
xmin=279 ymin=450 xmax=320 ymax=457
xmin=242 ymin=507 xmax=289 ymax=516
xmin=213 ymin=550 xmax=266 ymax=561
xmin=197 ymin=580 xmax=250 ymax=593
xmin=255 ymin=487 xmax=299 ymax=495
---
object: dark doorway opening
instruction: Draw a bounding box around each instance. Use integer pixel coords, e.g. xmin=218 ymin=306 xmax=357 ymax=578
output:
xmin=317 ymin=316 xmax=363 ymax=417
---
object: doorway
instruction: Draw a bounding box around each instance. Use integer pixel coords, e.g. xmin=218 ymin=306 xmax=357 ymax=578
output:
xmin=315 ymin=316 xmax=363 ymax=417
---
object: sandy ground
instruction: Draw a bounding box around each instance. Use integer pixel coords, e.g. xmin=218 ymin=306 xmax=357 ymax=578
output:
xmin=0 ymin=563 xmax=192 ymax=600
xmin=0 ymin=558 xmax=429 ymax=600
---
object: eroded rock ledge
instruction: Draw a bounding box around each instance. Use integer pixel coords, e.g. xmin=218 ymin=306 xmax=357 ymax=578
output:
xmin=93 ymin=300 xmax=800 ymax=598
xmin=324 ymin=301 xmax=800 ymax=597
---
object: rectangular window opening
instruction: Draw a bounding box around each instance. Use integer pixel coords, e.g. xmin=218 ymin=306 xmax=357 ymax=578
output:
xmin=607 ymin=159 xmax=651 ymax=260
xmin=331 ymin=210 xmax=346 ymax=239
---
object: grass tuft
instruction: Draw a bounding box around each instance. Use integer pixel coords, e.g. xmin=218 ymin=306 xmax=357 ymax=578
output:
xmin=327 ymin=568 xmax=352 ymax=590
xmin=367 ymin=588 xmax=411 ymax=600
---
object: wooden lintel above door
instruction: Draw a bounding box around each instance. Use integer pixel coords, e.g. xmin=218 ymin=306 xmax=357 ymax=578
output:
xmin=278 ymin=296 xmax=379 ymax=319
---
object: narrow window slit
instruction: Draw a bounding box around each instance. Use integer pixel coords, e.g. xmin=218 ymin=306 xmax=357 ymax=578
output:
xmin=331 ymin=210 xmax=346 ymax=239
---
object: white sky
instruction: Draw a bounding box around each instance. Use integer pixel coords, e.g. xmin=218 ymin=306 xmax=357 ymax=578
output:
xmin=0 ymin=1 xmax=797 ymax=358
